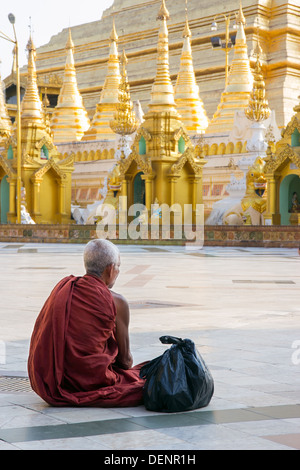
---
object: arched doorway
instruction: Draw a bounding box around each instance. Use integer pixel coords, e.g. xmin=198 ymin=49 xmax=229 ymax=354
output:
xmin=279 ymin=174 xmax=300 ymax=225
xmin=0 ymin=176 xmax=10 ymax=224
xmin=133 ymin=171 xmax=145 ymax=206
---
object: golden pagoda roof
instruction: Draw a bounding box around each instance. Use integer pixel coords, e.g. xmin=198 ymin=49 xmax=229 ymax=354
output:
xmin=82 ymin=19 xmax=121 ymax=141
xmin=50 ymin=28 xmax=90 ymax=143
xmin=21 ymin=35 xmax=44 ymax=127
xmin=205 ymin=1 xmax=253 ymax=135
xmin=174 ymin=15 xmax=209 ymax=134
xmin=148 ymin=0 xmax=177 ymax=112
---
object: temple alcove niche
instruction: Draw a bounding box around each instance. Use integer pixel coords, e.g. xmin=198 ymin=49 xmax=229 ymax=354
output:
xmin=279 ymin=174 xmax=300 ymax=225
xmin=264 ymin=100 xmax=300 ymax=226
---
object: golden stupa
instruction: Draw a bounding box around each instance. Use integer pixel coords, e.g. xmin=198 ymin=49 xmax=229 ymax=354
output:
xmin=50 ymin=29 xmax=90 ymax=143
xmin=174 ymin=8 xmax=209 ymax=135
xmin=112 ymin=0 xmax=206 ymax=224
xmin=205 ymin=1 xmax=253 ymax=135
xmin=0 ymin=35 xmax=73 ymax=224
xmin=82 ymin=19 xmax=121 ymax=141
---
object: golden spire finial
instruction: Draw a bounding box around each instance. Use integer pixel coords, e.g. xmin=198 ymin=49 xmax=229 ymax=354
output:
xmin=183 ymin=0 xmax=191 ymax=38
xmin=21 ymin=32 xmax=44 ymax=125
xmin=110 ymin=15 xmax=118 ymax=42
xmin=157 ymin=0 xmax=170 ymax=21
xmin=149 ymin=0 xmax=176 ymax=109
xmin=66 ymin=28 xmax=74 ymax=50
xmin=236 ymin=0 xmax=246 ymax=25
xmin=245 ymin=29 xmax=270 ymax=122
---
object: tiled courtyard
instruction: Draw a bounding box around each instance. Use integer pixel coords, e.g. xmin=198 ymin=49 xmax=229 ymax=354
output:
xmin=0 ymin=242 xmax=299 ymax=450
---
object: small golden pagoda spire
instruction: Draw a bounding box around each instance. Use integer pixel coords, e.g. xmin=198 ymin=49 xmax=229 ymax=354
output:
xmin=110 ymin=16 xmax=118 ymax=43
xmin=236 ymin=0 xmax=246 ymax=25
xmin=0 ymin=72 xmax=12 ymax=140
xmin=206 ymin=0 xmax=253 ymax=135
xmin=110 ymin=50 xmax=138 ymax=140
xmin=82 ymin=18 xmax=121 ymax=141
xmin=50 ymin=28 xmax=90 ymax=143
xmin=21 ymin=35 xmax=44 ymax=126
xmin=148 ymin=0 xmax=176 ymax=111
xmin=245 ymin=31 xmax=270 ymax=122
xmin=174 ymin=3 xmax=209 ymax=134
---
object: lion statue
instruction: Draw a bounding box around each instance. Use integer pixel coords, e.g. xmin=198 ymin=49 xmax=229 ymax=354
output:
xmin=223 ymin=157 xmax=267 ymax=225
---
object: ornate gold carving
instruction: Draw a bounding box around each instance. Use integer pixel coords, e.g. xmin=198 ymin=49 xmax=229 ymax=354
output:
xmin=280 ymin=115 xmax=300 ymax=139
xmin=169 ymin=147 xmax=204 ymax=176
xmin=31 ymin=158 xmax=67 ymax=182
xmin=0 ymin=156 xmax=16 ymax=178
xmin=118 ymin=146 xmax=154 ymax=178
xmin=264 ymin=145 xmax=300 ymax=174
xmin=110 ymin=50 xmax=138 ymax=137
xmin=35 ymin=135 xmax=55 ymax=151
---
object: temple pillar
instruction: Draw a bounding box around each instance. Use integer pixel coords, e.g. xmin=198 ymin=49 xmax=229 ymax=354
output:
xmin=57 ymin=179 xmax=68 ymax=223
xmin=6 ymin=177 xmax=16 ymax=223
xmin=32 ymin=180 xmax=42 ymax=222
xmin=265 ymin=176 xmax=281 ymax=225
xmin=142 ymin=175 xmax=154 ymax=212
xmin=190 ymin=176 xmax=201 ymax=225
xmin=169 ymin=177 xmax=178 ymax=207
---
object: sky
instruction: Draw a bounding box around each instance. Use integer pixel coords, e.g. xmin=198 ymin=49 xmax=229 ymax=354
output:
xmin=0 ymin=0 xmax=114 ymax=79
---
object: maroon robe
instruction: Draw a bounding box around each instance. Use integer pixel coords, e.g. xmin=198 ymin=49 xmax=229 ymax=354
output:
xmin=28 ymin=274 xmax=145 ymax=406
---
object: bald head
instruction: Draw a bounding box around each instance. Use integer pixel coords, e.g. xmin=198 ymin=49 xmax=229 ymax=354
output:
xmin=83 ymin=239 xmax=120 ymax=278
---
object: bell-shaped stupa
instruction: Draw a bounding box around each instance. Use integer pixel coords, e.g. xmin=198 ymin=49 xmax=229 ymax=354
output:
xmin=205 ymin=1 xmax=253 ymax=135
xmin=82 ymin=19 xmax=121 ymax=141
xmin=174 ymin=11 xmax=209 ymax=135
xmin=50 ymin=29 xmax=90 ymax=143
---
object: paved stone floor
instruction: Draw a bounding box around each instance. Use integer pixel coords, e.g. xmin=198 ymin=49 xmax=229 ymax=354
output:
xmin=0 ymin=241 xmax=299 ymax=451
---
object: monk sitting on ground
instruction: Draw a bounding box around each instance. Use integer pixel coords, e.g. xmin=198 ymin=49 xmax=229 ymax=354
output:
xmin=28 ymin=239 xmax=145 ymax=407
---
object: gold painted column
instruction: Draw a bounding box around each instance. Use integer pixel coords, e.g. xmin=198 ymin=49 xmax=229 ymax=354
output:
xmin=266 ymin=177 xmax=281 ymax=225
xmin=58 ymin=180 xmax=67 ymax=222
xmin=191 ymin=176 xmax=201 ymax=224
xmin=142 ymin=175 xmax=154 ymax=211
xmin=169 ymin=177 xmax=178 ymax=206
xmin=120 ymin=178 xmax=128 ymax=206
xmin=6 ymin=177 xmax=16 ymax=223
xmin=32 ymin=180 xmax=41 ymax=222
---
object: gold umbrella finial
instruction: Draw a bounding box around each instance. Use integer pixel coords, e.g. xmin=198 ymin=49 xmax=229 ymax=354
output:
xmin=157 ymin=0 xmax=170 ymax=21
xmin=236 ymin=0 xmax=246 ymax=25
xmin=183 ymin=0 xmax=191 ymax=38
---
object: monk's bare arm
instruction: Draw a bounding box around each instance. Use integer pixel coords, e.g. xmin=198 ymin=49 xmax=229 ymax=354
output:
xmin=111 ymin=291 xmax=133 ymax=369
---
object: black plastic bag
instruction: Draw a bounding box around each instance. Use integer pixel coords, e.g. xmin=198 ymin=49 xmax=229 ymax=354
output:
xmin=140 ymin=335 xmax=214 ymax=413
